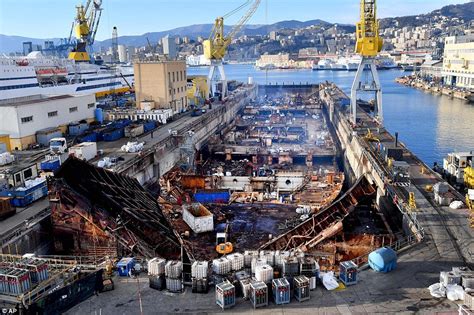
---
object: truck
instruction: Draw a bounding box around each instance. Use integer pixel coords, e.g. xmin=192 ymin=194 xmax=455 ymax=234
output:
xmin=49 ymin=137 xmax=68 ymax=154
xmin=68 ymin=142 xmax=97 ymax=161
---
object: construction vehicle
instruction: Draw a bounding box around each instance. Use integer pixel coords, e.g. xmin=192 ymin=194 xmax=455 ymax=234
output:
xmin=68 ymin=0 xmax=103 ymax=62
xmin=350 ymin=0 xmax=384 ymax=125
xmin=204 ymin=0 xmax=261 ymax=98
xmin=216 ymin=223 xmax=233 ymax=255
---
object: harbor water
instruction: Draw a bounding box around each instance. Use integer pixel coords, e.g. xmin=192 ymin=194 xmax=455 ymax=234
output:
xmin=188 ymin=64 xmax=474 ymax=166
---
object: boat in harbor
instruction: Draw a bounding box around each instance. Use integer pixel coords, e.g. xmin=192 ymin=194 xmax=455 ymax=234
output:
xmin=0 ymin=52 xmax=134 ymax=100
xmin=312 ymin=59 xmax=334 ymax=71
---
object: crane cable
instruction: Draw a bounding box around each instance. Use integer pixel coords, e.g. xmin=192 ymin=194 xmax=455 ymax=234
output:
xmin=223 ymin=0 xmax=252 ymax=19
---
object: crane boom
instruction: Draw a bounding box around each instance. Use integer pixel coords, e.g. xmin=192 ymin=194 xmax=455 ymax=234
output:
xmin=355 ymin=0 xmax=383 ymax=57
xmin=204 ymin=0 xmax=261 ymax=98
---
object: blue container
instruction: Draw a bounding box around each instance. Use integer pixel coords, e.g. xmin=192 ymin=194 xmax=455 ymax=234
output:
xmin=102 ymin=128 xmax=124 ymax=142
xmin=117 ymin=257 xmax=135 ymax=277
xmin=339 ymin=260 xmax=358 ymax=286
xmin=8 ymin=180 xmax=48 ymax=207
xmin=113 ymin=119 xmax=131 ymax=129
xmin=143 ymin=121 xmax=157 ymax=132
xmin=40 ymin=158 xmax=61 ymax=172
xmin=79 ymin=132 xmax=98 ymax=143
xmin=95 ymin=108 xmax=104 ymax=124
xmin=368 ymin=247 xmax=397 ymax=273
xmin=68 ymin=122 xmax=89 ymax=136
xmin=194 ymin=190 xmax=230 ymax=204
xmin=272 ymin=278 xmax=290 ymax=305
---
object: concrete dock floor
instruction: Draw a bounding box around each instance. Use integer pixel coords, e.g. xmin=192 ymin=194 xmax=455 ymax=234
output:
xmin=66 ymin=240 xmax=465 ymax=315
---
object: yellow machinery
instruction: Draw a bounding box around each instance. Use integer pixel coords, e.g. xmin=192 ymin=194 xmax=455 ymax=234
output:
xmin=466 ymin=194 xmax=473 ymax=228
xmin=364 ymin=129 xmax=380 ymax=143
xmin=204 ymin=0 xmax=261 ymax=98
xmin=216 ymin=223 xmax=233 ymax=255
xmin=68 ymin=0 xmax=103 ymax=62
xmin=464 ymin=166 xmax=474 ymax=189
xmin=350 ymin=0 xmax=383 ymax=125
xmin=408 ymin=192 xmax=417 ymax=211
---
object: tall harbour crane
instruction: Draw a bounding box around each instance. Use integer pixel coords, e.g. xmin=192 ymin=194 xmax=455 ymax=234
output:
xmin=350 ymin=0 xmax=384 ymax=125
xmin=204 ymin=0 xmax=261 ymax=98
xmin=68 ymin=0 xmax=103 ymax=62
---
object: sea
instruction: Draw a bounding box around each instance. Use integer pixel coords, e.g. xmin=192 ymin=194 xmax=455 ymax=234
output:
xmin=188 ymin=64 xmax=474 ymax=167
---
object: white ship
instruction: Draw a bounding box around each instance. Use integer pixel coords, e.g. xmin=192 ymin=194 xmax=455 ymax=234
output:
xmin=0 ymin=52 xmax=133 ymax=100
xmin=312 ymin=59 xmax=334 ymax=70
xmin=331 ymin=57 xmax=360 ymax=71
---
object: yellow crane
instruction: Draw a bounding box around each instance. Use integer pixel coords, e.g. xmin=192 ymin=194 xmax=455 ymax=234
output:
xmin=350 ymin=0 xmax=384 ymax=125
xmin=68 ymin=0 xmax=103 ymax=62
xmin=204 ymin=0 xmax=261 ymax=98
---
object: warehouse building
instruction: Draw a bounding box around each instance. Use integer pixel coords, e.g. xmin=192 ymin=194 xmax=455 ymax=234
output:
xmin=0 ymin=94 xmax=96 ymax=150
xmin=134 ymin=61 xmax=188 ymax=115
xmin=443 ymin=35 xmax=474 ymax=90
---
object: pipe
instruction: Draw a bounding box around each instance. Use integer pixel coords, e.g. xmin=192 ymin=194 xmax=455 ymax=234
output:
xmin=395 ymin=132 xmax=399 ymax=147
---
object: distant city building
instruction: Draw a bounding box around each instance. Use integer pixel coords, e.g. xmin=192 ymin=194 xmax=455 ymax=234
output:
xmin=134 ymin=60 xmax=188 ymax=114
xmin=256 ymin=53 xmax=290 ymax=68
xmin=443 ymin=35 xmax=474 ymax=89
xmin=118 ymin=45 xmax=127 ymax=63
xmin=269 ymin=31 xmax=278 ymax=41
xmin=22 ymin=42 xmax=33 ymax=55
xmin=162 ymin=35 xmax=177 ymax=60
xmin=420 ymin=60 xmax=443 ymax=82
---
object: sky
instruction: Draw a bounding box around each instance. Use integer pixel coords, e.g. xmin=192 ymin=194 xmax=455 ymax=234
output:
xmin=0 ymin=0 xmax=469 ymax=40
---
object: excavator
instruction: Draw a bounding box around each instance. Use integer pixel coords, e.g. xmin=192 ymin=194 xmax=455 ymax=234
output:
xmin=68 ymin=0 xmax=103 ymax=62
xmin=204 ymin=0 xmax=261 ymax=98
xmin=216 ymin=223 xmax=233 ymax=255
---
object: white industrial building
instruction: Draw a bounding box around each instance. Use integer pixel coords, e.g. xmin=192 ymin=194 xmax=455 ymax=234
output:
xmin=0 ymin=94 xmax=96 ymax=150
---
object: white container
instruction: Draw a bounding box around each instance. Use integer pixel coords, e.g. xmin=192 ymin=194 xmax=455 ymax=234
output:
xmin=255 ymin=264 xmax=273 ymax=284
xmin=240 ymin=278 xmax=252 ymax=299
xmin=274 ymin=251 xmax=290 ymax=267
xmin=166 ymin=277 xmax=182 ymax=292
xmin=244 ymin=251 xmax=259 ymax=267
xmin=148 ymin=258 xmax=166 ymax=276
xmin=309 ymin=276 xmax=317 ymax=290
xmin=182 ymin=203 xmax=214 ymax=233
xmin=251 ymin=258 xmax=267 ymax=275
xmin=212 ymin=257 xmax=231 ymax=275
xmin=191 ymin=261 xmax=209 ymax=279
xmin=260 ymin=251 xmax=275 ymax=266
xmin=226 ymin=253 xmax=244 ymax=271
xmin=68 ymin=142 xmax=97 ymax=161
xmin=165 ymin=260 xmax=182 ymax=278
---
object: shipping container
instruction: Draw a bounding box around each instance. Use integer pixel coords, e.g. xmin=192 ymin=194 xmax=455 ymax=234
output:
xmin=125 ymin=124 xmax=144 ymax=138
xmin=183 ymin=203 xmax=214 ymax=233
xmin=1 ymin=178 xmax=48 ymax=207
xmin=68 ymin=142 xmax=97 ymax=161
xmin=102 ymin=128 xmax=124 ymax=142
xmin=68 ymin=121 xmax=89 ymax=136
xmin=194 ymin=190 xmax=230 ymax=204
xmin=40 ymin=154 xmax=68 ymax=172
xmin=78 ymin=131 xmax=98 ymax=143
